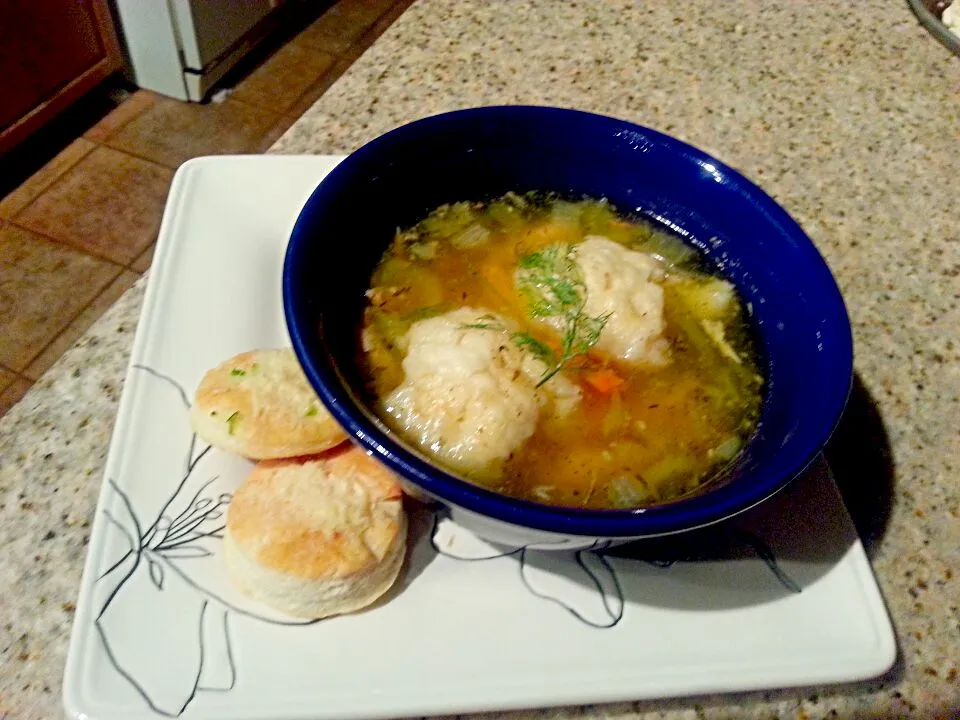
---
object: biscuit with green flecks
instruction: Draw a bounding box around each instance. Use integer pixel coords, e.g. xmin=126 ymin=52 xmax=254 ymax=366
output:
xmin=190 ymin=348 xmax=347 ymax=459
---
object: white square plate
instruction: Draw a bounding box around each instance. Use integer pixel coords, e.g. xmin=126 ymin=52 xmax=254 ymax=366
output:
xmin=63 ymin=155 xmax=897 ymax=720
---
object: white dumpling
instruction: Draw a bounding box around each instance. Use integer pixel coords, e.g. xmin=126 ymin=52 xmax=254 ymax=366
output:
xmin=576 ymin=236 xmax=670 ymax=366
xmin=383 ymin=308 xmax=579 ymax=479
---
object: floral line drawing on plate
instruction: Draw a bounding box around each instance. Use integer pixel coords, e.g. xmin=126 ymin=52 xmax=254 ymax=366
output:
xmin=93 ymin=365 xmax=801 ymax=717
xmin=429 ymin=508 xmax=801 ymax=631
xmin=428 ymin=512 xmax=626 ymax=628
xmin=93 ymin=366 xmax=322 ymax=718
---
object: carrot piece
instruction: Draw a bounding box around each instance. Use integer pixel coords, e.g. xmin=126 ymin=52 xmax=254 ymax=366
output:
xmin=583 ymin=368 xmax=625 ymax=394
xmin=481 ymin=260 xmax=517 ymax=306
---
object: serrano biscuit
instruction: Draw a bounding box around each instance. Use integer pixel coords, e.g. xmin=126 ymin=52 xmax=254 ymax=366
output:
xmin=190 ymin=348 xmax=347 ymax=459
xmin=224 ymin=445 xmax=407 ymax=618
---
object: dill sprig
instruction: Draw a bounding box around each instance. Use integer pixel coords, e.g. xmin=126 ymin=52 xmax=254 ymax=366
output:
xmin=462 ymin=246 xmax=609 ymax=388
xmin=517 ymin=244 xmax=584 ymax=318
xmin=515 ymin=244 xmax=610 ymax=386
xmin=460 ymin=317 xmax=560 ymax=385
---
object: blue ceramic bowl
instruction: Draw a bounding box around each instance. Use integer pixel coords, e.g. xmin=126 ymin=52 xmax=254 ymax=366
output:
xmin=283 ymin=106 xmax=853 ymax=548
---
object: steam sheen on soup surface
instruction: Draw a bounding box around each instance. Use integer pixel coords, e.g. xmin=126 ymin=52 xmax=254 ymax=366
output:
xmin=359 ymin=193 xmax=763 ymax=509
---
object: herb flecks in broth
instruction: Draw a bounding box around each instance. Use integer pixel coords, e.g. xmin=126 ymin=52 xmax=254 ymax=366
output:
xmin=359 ymin=194 xmax=764 ymax=510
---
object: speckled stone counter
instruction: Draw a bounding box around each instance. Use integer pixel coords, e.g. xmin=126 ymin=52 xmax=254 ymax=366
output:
xmin=2 ymin=1 xmax=958 ymax=718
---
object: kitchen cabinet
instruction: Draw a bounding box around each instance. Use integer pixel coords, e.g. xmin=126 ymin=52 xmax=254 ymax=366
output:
xmin=0 ymin=0 xmax=122 ymax=155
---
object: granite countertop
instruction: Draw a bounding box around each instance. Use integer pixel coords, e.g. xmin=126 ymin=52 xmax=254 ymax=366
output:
xmin=1 ymin=1 xmax=958 ymax=718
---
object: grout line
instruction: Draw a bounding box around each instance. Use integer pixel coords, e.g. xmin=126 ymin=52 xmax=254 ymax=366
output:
xmin=124 ymin=245 xmax=154 ymax=272
xmin=229 ymin=84 xmax=327 ymax=120
xmin=2 ymin=2 xmax=410 ymax=397
xmin=16 ymin=265 xmax=127 ymax=379
xmin=86 ymin=137 xmax=185 ymax=172
xmin=211 ymin=95 xmax=288 ymax=129
xmin=83 ymin=96 xmax=155 ymax=145
xmin=220 ymin=95 xmax=269 ymax=112
xmin=4 ymin=141 xmax=174 ymax=222
xmin=0 ymin=363 xmax=24 ymax=378
xmin=2 ymin=141 xmax=98 ymax=222
xmin=7 ymin=220 xmax=131 ymax=270
xmin=289 ymin=1 xmax=400 ymax=62
xmin=92 ymin=130 xmax=283 ymax=172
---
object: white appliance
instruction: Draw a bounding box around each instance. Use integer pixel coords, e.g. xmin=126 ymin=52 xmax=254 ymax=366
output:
xmin=113 ymin=0 xmax=282 ymax=101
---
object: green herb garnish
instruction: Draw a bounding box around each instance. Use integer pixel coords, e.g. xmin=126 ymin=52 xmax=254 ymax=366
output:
xmin=230 ymin=368 xmax=246 ymax=377
xmin=515 ymin=244 xmax=610 ymax=387
xmin=517 ymin=244 xmax=581 ymax=315
xmin=402 ymin=304 xmax=449 ymax=323
xmin=226 ymin=411 xmax=241 ymax=435
xmin=459 ymin=246 xmax=609 ymax=387
xmin=460 ymin=313 xmax=502 ymax=331
xmin=510 ymin=332 xmax=556 ymax=366
xmin=304 ymin=406 xmax=319 ymax=417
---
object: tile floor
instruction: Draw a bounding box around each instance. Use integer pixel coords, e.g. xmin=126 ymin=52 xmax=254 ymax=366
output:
xmin=0 ymin=0 xmax=413 ymax=418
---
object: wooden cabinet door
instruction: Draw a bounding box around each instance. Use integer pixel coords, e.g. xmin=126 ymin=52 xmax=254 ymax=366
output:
xmin=0 ymin=0 xmax=122 ymax=155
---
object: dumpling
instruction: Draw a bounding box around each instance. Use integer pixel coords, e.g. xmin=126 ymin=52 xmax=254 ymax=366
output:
xmin=576 ymin=236 xmax=670 ymax=366
xmin=383 ymin=308 xmax=580 ymax=480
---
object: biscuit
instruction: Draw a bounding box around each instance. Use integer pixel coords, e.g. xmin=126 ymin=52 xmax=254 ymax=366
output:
xmin=190 ymin=348 xmax=347 ymax=459
xmin=224 ymin=445 xmax=406 ymax=618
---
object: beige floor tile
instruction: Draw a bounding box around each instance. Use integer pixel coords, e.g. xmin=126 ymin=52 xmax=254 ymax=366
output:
xmin=230 ymin=43 xmax=336 ymax=114
xmin=0 ymin=377 xmax=33 ymax=418
xmin=0 ymin=225 xmax=120 ymax=371
xmin=15 ymin=146 xmax=172 ymax=265
xmin=103 ymin=97 xmax=282 ymax=169
xmin=130 ymin=242 xmax=155 ymax=273
xmin=284 ymin=0 xmax=414 ymax=119
xmin=0 ymin=139 xmax=97 ymax=220
xmin=293 ymin=0 xmax=396 ymax=54
xmin=23 ymin=270 xmax=140 ymax=381
xmin=1 ymin=3 xmax=419 ymax=392
xmin=84 ymin=90 xmax=160 ymax=142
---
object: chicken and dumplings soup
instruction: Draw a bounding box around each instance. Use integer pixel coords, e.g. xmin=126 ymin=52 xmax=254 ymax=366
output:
xmin=359 ymin=193 xmax=763 ymax=509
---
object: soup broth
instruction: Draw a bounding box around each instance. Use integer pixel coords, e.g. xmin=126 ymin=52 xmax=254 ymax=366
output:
xmin=358 ymin=193 xmax=763 ymax=509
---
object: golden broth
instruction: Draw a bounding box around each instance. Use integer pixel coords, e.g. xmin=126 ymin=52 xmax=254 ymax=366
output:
xmin=359 ymin=193 xmax=763 ymax=509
